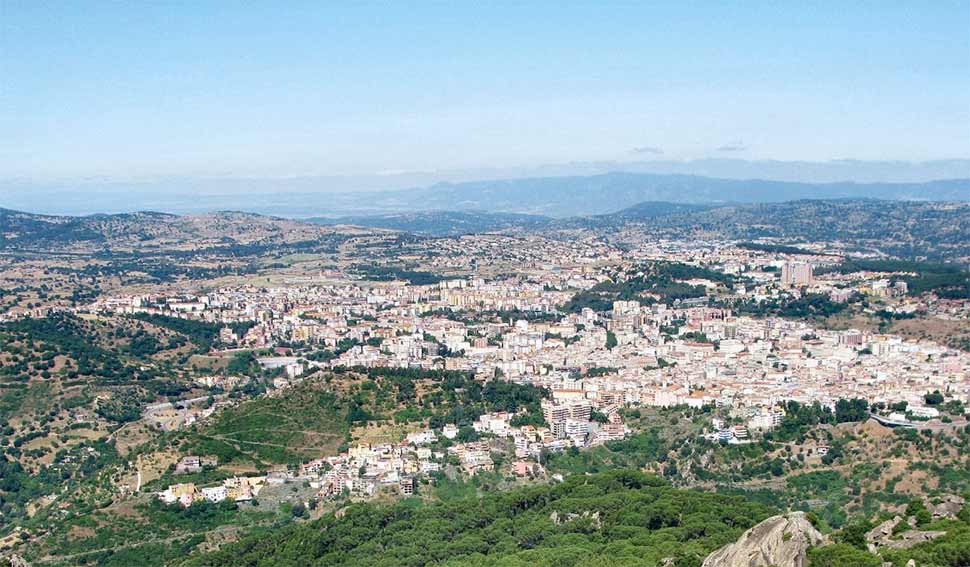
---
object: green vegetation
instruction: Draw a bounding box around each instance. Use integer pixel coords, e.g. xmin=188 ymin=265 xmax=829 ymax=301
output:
xmin=183 ymin=384 xmax=348 ymax=466
xmin=182 ymin=368 xmax=548 ymax=466
xmin=733 ymin=293 xmax=850 ymax=319
xmin=330 ymin=366 xmax=549 ymax=427
xmin=0 ymin=439 xmax=123 ymax=527
xmin=824 ymin=259 xmax=969 ymax=299
xmin=129 ymin=313 xmax=254 ymax=352
xmin=353 ymin=264 xmax=453 ymax=285
xmin=547 ymin=429 xmax=667 ymax=475
xmin=1 ymin=313 xmax=144 ymax=384
xmin=564 ymin=261 xmax=732 ymax=313
xmin=184 ymin=469 xmax=772 ymax=567
xmin=808 ymin=543 xmax=882 ymax=567
xmin=29 ymin=498 xmax=277 ymax=567
xmin=738 ymin=242 xmax=825 ymax=256
xmin=880 ymin=517 xmax=970 ymax=567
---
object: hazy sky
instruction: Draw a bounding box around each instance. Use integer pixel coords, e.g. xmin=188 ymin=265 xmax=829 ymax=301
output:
xmin=2 ymin=1 xmax=968 ymax=180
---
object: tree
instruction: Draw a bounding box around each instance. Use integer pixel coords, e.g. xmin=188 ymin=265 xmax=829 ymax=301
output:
xmin=906 ymin=498 xmax=932 ymax=527
xmin=834 ymin=398 xmax=869 ymax=423
xmin=924 ymin=390 xmax=945 ymax=406
xmin=456 ymin=426 xmax=480 ymax=442
xmin=605 ymin=331 xmax=618 ymax=350
xmin=807 ymin=544 xmax=881 ymax=567
xmin=837 ymin=519 xmax=873 ymax=549
xmin=590 ymin=410 xmax=609 ymax=423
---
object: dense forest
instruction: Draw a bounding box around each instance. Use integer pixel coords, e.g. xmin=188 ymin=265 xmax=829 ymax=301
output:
xmin=179 ymin=467 xmax=970 ymax=567
xmin=182 ymin=470 xmax=773 ymax=567
xmin=563 ymin=262 xmax=732 ymax=313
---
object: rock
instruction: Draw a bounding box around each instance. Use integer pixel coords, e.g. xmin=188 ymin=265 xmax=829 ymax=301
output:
xmin=930 ymin=494 xmax=965 ymax=520
xmin=867 ymin=516 xmax=902 ymax=549
xmin=549 ymin=510 xmax=601 ymax=528
xmin=702 ymin=511 xmax=826 ymax=567
xmin=881 ymin=529 xmax=946 ymax=550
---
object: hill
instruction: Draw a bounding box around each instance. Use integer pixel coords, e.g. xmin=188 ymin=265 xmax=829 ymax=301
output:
xmin=0 ymin=208 xmax=356 ymax=254
xmin=597 ymin=201 xmax=713 ymax=221
xmin=307 ymin=210 xmax=552 ymax=237
xmin=176 ymin=464 xmax=970 ymax=567
xmin=600 ymin=199 xmax=970 ymax=260
xmin=304 ymin=199 xmax=970 ymax=261
xmin=4 ymin=197 xmax=968 ymax=262
xmin=181 ymin=469 xmax=773 ymax=567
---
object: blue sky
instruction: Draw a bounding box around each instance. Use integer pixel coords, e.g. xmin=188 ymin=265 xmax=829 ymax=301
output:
xmin=1 ymin=1 xmax=968 ymax=180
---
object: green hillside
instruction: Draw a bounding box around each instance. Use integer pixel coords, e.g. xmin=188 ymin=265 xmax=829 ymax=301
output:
xmin=182 ymin=469 xmax=772 ymax=567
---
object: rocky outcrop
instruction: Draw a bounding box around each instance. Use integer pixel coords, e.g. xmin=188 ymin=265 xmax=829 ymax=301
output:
xmin=867 ymin=516 xmax=903 ymax=549
xmin=701 ymin=512 xmax=826 ymax=567
xmin=866 ymin=514 xmax=946 ymax=553
xmin=930 ymin=494 xmax=965 ymax=520
xmin=549 ymin=510 xmax=602 ymax=529
xmin=881 ymin=529 xmax=946 ymax=550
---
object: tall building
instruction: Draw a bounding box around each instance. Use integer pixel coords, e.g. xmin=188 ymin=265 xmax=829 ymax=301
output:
xmin=541 ymin=399 xmax=591 ymax=427
xmin=781 ymin=262 xmax=813 ymax=287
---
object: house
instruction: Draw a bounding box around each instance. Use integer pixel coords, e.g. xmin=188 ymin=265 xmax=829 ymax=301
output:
xmin=442 ymin=424 xmax=459 ymax=439
xmin=158 ymin=483 xmax=198 ymax=507
xmin=174 ymin=456 xmax=202 ymax=474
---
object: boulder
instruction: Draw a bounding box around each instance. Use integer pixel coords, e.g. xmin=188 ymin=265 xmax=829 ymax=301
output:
xmin=867 ymin=516 xmax=903 ymax=550
xmin=702 ymin=511 xmax=826 ymax=567
xmin=881 ymin=529 xmax=946 ymax=550
xmin=930 ymin=494 xmax=965 ymax=520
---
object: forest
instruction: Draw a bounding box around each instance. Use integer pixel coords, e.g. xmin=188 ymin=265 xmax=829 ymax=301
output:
xmin=182 ymin=469 xmax=773 ymax=567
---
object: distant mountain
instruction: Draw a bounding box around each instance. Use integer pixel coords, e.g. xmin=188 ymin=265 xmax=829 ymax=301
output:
xmin=4 ymin=168 xmax=967 ymax=217
xmin=307 ymin=210 xmax=552 ymax=236
xmin=372 ymin=173 xmax=969 ymax=217
xmin=601 ymin=199 xmax=970 ymax=260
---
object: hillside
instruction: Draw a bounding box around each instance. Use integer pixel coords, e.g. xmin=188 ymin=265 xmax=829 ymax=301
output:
xmin=182 ymin=470 xmax=773 ymax=567
xmin=0 ymin=208 xmax=406 ymax=315
xmin=4 ymin=198 xmax=968 ymax=262
xmin=602 ymin=199 xmax=970 ymax=261
xmin=307 ymin=210 xmax=552 ymax=237
xmin=0 ymin=208 xmax=358 ymax=254
xmin=178 ymin=466 xmax=970 ymax=567
xmin=303 ymin=199 xmax=970 ymax=261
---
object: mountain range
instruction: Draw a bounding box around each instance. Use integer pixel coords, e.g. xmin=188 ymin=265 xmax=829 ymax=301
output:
xmin=2 ymin=170 xmax=968 ymax=217
xmin=363 ymin=173 xmax=968 ymax=217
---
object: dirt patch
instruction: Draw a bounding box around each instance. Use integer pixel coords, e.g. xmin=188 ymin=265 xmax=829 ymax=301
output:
xmin=68 ymin=525 xmax=97 ymax=540
xmin=188 ymin=354 xmax=230 ymax=372
xmin=113 ymin=421 xmax=158 ymax=455
xmin=859 ymin=418 xmax=893 ymax=440
xmin=105 ymin=498 xmax=147 ymax=520
xmin=895 ymin=469 xmax=938 ymax=495
xmin=890 ymin=318 xmax=970 ymax=350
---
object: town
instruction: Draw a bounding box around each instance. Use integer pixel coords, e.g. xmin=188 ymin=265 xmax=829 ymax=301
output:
xmin=68 ymin=239 xmax=968 ymax=508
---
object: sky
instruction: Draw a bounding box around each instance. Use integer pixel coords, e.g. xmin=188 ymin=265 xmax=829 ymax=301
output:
xmin=1 ymin=1 xmax=969 ymax=181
